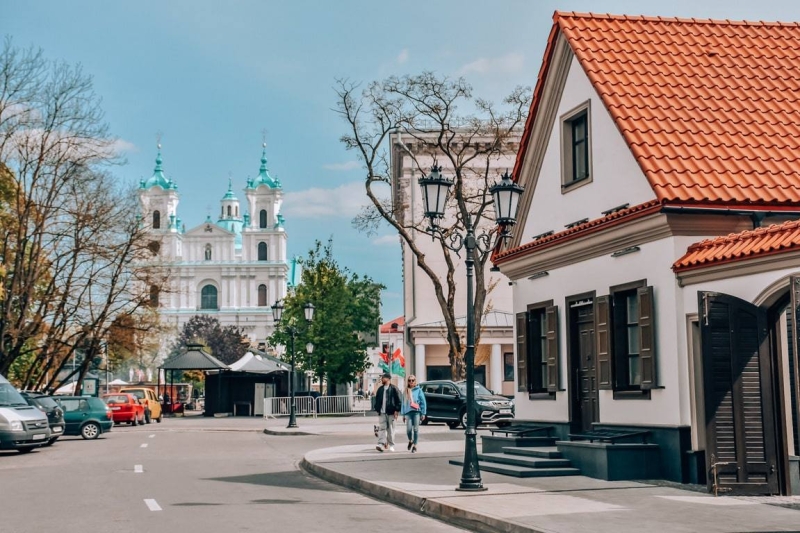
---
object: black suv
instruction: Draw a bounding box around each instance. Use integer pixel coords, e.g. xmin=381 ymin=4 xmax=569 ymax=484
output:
xmin=420 ymin=380 xmax=514 ymax=429
xmin=20 ymin=392 xmax=65 ymax=446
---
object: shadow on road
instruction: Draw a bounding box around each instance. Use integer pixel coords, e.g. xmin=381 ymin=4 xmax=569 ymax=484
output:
xmin=205 ymin=470 xmax=344 ymax=492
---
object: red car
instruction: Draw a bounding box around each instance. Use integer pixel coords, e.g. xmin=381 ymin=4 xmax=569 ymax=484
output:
xmin=102 ymin=393 xmax=145 ymax=426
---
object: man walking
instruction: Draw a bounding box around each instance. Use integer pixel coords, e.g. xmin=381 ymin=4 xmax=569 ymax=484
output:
xmin=373 ymin=372 xmax=401 ymax=452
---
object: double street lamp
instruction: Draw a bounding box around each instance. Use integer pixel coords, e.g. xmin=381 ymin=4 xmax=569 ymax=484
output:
xmin=271 ymin=300 xmax=315 ymax=429
xmin=418 ymin=166 xmax=523 ymax=491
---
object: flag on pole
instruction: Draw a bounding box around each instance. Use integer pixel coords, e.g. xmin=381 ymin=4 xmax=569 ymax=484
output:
xmin=378 ymin=348 xmax=405 ymax=377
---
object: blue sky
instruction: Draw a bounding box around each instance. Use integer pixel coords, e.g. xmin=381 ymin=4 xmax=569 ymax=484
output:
xmin=4 ymin=0 xmax=800 ymax=321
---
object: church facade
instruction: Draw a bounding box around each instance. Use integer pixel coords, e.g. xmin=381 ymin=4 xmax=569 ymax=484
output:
xmin=137 ymin=145 xmax=289 ymax=349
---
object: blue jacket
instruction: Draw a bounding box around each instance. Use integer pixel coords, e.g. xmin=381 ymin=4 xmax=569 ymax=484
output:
xmin=401 ymin=385 xmax=427 ymax=416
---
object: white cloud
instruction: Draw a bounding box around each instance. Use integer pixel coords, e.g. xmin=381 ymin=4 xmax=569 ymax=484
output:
xmin=372 ymin=234 xmax=398 ymax=246
xmin=111 ymin=138 xmax=138 ymax=155
xmin=322 ymin=160 xmax=361 ymax=171
xmin=283 ymin=181 xmax=367 ymax=219
xmin=458 ymin=53 xmax=525 ymax=76
xmin=396 ymin=49 xmax=409 ymax=64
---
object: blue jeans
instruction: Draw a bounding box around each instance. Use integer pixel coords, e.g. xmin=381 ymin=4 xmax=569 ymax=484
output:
xmin=405 ymin=411 xmax=421 ymax=445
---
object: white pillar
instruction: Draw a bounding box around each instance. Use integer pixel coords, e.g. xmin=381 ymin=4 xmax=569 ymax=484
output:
xmin=490 ymin=343 xmax=502 ymax=394
xmin=415 ymin=344 xmax=426 ymax=381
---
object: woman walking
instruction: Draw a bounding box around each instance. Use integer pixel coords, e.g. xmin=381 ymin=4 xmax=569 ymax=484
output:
xmin=402 ymin=375 xmax=426 ymax=453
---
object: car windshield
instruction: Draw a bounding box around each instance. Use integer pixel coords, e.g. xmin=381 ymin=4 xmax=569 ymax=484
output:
xmin=123 ymin=390 xmax=145 ymax=400
xmin=455 ymin=381 xmax=493 ymax=396
xmin=104 ymin=395 xmax=129 ymax=404
xmin=33 ymin=396 xmax=59 ymax=410
xmin=0 ymin=383 xmax=29 ymax=407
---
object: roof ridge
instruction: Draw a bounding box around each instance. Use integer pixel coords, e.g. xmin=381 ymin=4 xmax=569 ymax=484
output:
xmin=554 ymin=11 xmax=800 ymax=28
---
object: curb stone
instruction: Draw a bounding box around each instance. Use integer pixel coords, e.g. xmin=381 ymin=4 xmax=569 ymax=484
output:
xmin=263 ymin=428 xmax=314 ymax=436
xmin=299 ymin=457 xmax=555 ymax=533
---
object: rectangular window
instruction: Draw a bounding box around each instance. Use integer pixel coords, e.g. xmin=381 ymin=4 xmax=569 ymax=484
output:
xmin=503 ymin=352 xmax=514 ymax=381
xmin=519 ymin=302 xmax=558 ymax=398
xmin=571 ymin=114 xmax=588 ymax=182
xmin=600 ymin=281 xmax=656 ymax=398
xmin=561 ymin=102 xmax=592 ymax=190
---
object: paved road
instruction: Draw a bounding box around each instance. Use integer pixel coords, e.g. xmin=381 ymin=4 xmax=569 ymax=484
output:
xmin=0 ymin=419 xmax=466 ymax=533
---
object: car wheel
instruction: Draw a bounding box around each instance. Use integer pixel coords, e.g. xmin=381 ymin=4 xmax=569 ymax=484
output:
xmin=17 ymin=447 xmax=35 ymax=454
xmin=45 ymin=437 xmax=58 ymax=447
xmin=137 ymin=412 xmax=145 ymax=425
xmin=129 ymin=418 xmax=136 ymax=426
xmin=156 ymin=412 xmax=162 ymax=423
xmin=144 ymin=409 xmax=151 ymax=424
xmin=447 ymin=420 xmax=460 ymax=429
xmin=460 ymin=410 xmax=470 ymax=429
xmin=81 ymin=422 xmax=101 ymax=440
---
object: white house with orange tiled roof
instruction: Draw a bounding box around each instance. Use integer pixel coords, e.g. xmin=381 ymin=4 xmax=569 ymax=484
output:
xmin=493 ymin=11 xmax=800 ymax=495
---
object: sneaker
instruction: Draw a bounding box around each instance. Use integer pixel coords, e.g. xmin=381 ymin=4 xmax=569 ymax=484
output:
xmin=388 ymin=446 xmax=395 ymax=452
xmin=411 ymin=445 xmax=417 ymax=453
xmin=407 ymin=441 xmax=413 ymax=451
xmin=373 ymin=425 xmax=379 ymax=437
xmin=376 ymin=445 xmax=384 ymax=452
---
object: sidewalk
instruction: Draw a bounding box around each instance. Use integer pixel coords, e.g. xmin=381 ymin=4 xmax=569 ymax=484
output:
xmin=293 ymin=421 xmax=800 ymax=533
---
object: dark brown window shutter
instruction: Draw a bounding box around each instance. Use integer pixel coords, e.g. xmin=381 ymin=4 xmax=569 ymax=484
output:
xmin=546 ymin=305 xmax=559 ymax=392
xmin=516 ymin=312 xmax=528 ymax=392
xmin=595 ymin=295 xmax=612 ymax=389
xmin=638 ymin=286 xmax=656 ymax=390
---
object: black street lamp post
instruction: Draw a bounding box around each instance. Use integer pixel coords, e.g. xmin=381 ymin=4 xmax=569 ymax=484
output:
xmin=418 ymin=166 xmax=523 ymax=491
xmin=271 ymin=300 xmax=315 ymax=429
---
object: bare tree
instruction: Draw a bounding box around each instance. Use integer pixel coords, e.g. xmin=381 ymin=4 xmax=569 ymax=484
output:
xmin=0 ymin=39 xmax=169 ymax=389
xmin=335 ymin=72 xmax=529 ymax=378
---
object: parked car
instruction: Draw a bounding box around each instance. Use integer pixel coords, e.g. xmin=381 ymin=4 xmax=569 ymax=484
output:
xmin=420 ymin=380 xmax=515 ymax=429
xmin=102 ymin=393 xmax=145 ymax=426
xmin=20 ymin=392 xmax=65 ymax=446
xmin=55 ymin=396 xmax=113 ymax=440
xmin=0 ymin=374 xmax=51 ymax=453
xmin=118 ymin=387 xmax=162 ymax=423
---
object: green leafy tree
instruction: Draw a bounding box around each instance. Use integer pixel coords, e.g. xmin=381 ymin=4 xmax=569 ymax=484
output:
xmin=171 ymin=315 xmax=248 ymax=365
xmin=269 ymin=239 xmax=382 ymax=393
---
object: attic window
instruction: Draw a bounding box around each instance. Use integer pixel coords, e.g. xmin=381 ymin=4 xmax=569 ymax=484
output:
xmin=561 ymin=101 xmax=592 ymax=191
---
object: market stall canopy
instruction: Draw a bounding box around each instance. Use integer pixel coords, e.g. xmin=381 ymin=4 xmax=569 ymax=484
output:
xmin=228 ymin=352 xmax=289 ymax=374
xmin=160 ymin=344 xmax=228 ymax=371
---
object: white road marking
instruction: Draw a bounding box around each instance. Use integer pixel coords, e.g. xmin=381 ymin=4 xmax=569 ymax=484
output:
xmin=134 ymin=464 xmax=143 ymax=473
xmin=144 ymin=499 xmax=162 ymax=511
xmin=140 ymin=443 xmax=148 ymax=448
xmin=149 ymin=434 xmax=155 ymax=438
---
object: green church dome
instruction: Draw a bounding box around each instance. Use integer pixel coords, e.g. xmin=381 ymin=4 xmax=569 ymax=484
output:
xmin=140 ymin=146 xmax=178 ymax=191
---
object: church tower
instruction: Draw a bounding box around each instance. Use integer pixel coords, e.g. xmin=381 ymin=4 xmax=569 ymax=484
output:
xmin=243 ymin=144 xmax=286 ymax=266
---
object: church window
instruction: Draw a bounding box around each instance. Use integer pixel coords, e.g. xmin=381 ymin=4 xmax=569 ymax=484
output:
xmin=258 ymin=284 xmax=267 ymax=307
xmin=221 ymin=206 xmax=224 ymax=216
xmin=235 ymin=206 xmax=239 ymax=217
xmin=149 ymin=285 xmax=160 ymax=307
xmin=204 ymin=244 xmax=212 ymax=261
xmin=258 ymin=242 xmax=268 ymax=261
xmin=259 ymin=209 xmax=268 ymax=229
xmin=200 ymin=285 xmax=218 ymax=310
xmin=153 ymin=210 xmax=161 ymax=229
xmin=227 ymin=205 xmax=232 ymax=217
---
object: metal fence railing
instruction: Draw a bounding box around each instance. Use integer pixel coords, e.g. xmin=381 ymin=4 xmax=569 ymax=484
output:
xmin=264 ymin=395 xmax=371 ymax=419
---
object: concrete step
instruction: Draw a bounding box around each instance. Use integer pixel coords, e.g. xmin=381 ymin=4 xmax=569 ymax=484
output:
xmin=477 ymin=452 xmax=572 ymax=469
xmin=502 ymin=446 xmax=562 ymax=459
xmin=481 ymin=435 xmax=557 ymax=453
xmin=449 ymin=459 xmax=580 ymax=478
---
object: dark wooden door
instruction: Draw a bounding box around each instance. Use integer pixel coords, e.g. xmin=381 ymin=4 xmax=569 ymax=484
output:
xmin=699 ymin=291 xmax=779 ymax=495
xmin=571 ymin=303 xmax=598 ymax=432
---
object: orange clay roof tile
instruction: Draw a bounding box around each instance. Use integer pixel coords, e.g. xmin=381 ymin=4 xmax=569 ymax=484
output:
xmin=512 ymin=12 xmax=800 ymax=206
xmin=673 ymin=219 xmax=800 ymax=272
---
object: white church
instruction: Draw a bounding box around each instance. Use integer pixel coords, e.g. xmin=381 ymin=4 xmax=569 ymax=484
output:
xmin=137 ymin=145 xmax=290 ymax=348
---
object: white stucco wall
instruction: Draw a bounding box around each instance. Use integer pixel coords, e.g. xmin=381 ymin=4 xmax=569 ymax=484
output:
xmin=520 ymin=56 xmax=656 ymax=243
